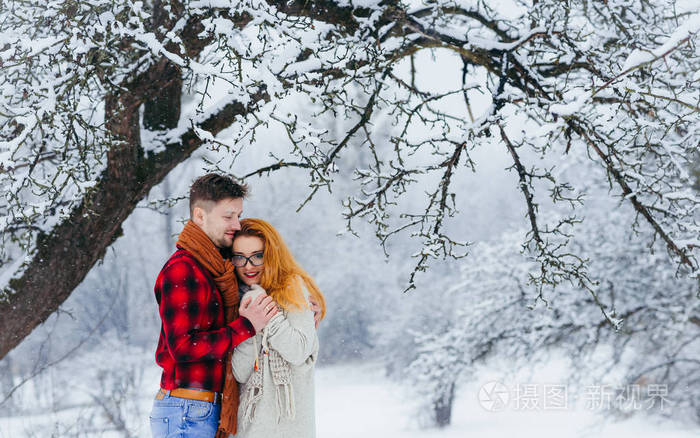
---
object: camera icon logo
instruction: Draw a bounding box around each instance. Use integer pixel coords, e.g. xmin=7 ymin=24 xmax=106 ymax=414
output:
xmin=478 ymin=381 xmax=510 ymax=412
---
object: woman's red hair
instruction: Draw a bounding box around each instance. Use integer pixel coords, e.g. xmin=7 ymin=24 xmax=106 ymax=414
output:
xmin=236 ymin=218 xmax=326 ymax=320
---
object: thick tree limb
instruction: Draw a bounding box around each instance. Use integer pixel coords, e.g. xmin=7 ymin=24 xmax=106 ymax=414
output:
xmin=0 ymin=86 xmax=268 ymax=359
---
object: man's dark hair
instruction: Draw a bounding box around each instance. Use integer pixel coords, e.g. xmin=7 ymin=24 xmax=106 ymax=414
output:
xmin=189 ymin=173 xmax=248 ymax=216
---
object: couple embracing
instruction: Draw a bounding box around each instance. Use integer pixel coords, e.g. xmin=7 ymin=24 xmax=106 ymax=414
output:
xmin=150 ymin=173 xmax=326 ymax=438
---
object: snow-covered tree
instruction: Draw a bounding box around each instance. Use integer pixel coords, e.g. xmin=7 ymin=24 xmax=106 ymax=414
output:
xmin=381 ymin=183 xmax=699 ymax=427
xmin=1 ymin=0 xmax=699 ymax=360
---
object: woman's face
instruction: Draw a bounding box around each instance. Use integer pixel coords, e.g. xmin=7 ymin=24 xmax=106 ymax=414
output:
xmin=232 ymin=235 xmax=265 ymax=286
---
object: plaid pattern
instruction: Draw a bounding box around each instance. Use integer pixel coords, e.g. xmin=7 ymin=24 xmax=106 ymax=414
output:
xmin=154 ymin=248 xmax=255 ymax=392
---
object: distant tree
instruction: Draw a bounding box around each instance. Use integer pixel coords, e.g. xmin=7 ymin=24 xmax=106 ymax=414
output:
xmin=1 ymin=0 xmax=698 ymax=359
xmin=382 ymin=189 xmax=699 ymax=427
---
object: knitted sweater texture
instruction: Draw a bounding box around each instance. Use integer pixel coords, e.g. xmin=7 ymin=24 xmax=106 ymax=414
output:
xmin=230 ymin=281 xmax=319 ymax=438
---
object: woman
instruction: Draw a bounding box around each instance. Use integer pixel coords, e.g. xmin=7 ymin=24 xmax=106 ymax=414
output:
xmin=230 ymin=218 xmax=326 ymax=438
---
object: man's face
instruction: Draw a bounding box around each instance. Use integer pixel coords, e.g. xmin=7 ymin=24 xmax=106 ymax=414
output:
xmin=193 ymin=197 xmax=243 ymax=248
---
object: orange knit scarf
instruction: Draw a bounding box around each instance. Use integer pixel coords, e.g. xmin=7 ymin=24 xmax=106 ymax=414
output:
xmin=176 ymin=220 xmax=241 ymax=437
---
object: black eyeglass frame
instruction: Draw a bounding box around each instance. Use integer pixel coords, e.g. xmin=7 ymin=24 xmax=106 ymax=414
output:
xmin=231 ymin=252 xmax=264 ymax=267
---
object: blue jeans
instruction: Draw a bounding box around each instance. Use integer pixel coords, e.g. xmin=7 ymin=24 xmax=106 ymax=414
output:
xmin=149 ymin=391 xmax=221 ymax=438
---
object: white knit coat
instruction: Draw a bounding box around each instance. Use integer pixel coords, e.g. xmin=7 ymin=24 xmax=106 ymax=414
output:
xmin=231 ymin=281 xmax=319 ymax=438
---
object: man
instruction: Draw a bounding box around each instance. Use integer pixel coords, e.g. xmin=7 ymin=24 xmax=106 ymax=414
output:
xmin=150 ymin=174 xmax=278 ymax=438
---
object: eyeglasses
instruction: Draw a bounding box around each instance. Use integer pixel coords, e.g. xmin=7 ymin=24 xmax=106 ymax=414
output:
xmin=232 ymin=252 xmax=264 ymax=267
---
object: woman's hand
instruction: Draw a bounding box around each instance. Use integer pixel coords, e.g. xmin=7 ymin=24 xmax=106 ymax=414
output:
xmin=239 ymin=292 xmax=278 ymax=332
xmin=309 ymin=296 xmax=322 ymax=329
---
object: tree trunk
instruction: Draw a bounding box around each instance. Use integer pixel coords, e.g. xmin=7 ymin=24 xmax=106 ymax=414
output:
xmin=433 ymin=381 xmax=455 ymax=428
xmin=0 ymin=91 xmax=264 ymax=360
xmin=0 ymin=0 xmax=273 ymax=360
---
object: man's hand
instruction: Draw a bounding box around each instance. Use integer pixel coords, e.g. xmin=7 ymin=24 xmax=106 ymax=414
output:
xmin=309 ymin=296 xmax=322 ymax=329
xmin=239 ymin=293 xmax=278 ymax=332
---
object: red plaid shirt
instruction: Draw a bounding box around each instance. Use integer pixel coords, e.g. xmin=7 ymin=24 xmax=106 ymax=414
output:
xmin=154 ymin=248 xmax=254 ymax=392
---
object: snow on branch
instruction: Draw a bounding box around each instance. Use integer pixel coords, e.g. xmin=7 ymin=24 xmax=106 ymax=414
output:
xmin=0 ymin=0 xmax=699 ymax=359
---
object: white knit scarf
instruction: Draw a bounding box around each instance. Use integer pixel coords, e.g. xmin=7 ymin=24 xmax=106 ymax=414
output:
xmin=239 ymin=290 xmax=295 ymax=430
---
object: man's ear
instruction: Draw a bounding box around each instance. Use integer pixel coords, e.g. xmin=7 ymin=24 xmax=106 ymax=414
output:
xmin=192 ymin=206 xmax=206 ymax=227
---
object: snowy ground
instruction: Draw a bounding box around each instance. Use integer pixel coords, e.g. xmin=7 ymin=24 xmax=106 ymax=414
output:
xmin=1 ymin=362 xmax=698 ymax=437
xmin=316 ymin=364 xmax=699 ymax=438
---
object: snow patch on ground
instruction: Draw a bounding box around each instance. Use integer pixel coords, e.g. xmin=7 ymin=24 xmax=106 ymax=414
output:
xmin=316 ymin=363 xmax=700 ymax=438
xmin=1 ymin=362 xmax=698 ymax=437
